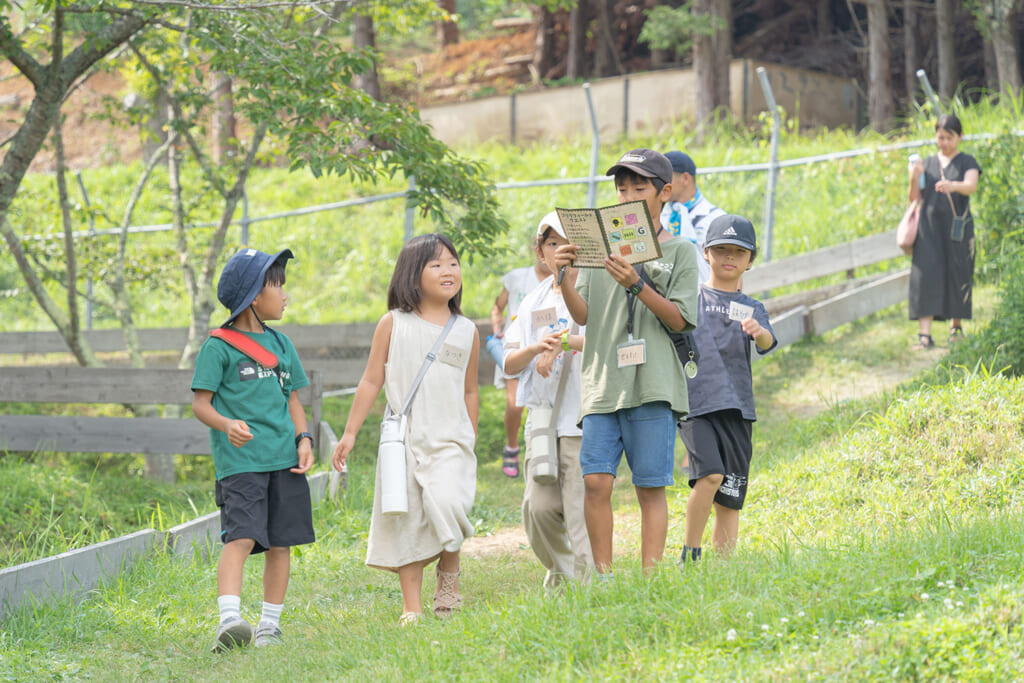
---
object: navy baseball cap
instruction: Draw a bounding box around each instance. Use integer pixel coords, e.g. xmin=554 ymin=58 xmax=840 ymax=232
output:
xmin=664 ymin=151 xmax=697 ymax=176
xmin=704 ymin=215 xmax=757 ymax=256
xmin=217 ymin=247 xmax=294 ymax=326
xmin=605 ymin=148 xmax=673 ymax=184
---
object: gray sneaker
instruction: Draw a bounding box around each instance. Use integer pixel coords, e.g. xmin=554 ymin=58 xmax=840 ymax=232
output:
xmin=212 ymin=616 xmax=252 ymax=652
xmin=253 ymin=621 xmax=283 ymax=647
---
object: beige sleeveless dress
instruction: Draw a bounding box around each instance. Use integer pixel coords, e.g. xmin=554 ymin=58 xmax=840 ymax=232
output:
xmin=365 ymin=310 xmax=478 ymax=570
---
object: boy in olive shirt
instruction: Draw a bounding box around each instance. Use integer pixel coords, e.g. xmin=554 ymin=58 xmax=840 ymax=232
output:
xmin=555 ymin=149 xmax=699 ymax=576
xmin=192 ymin=247 xmax=315 ymax=651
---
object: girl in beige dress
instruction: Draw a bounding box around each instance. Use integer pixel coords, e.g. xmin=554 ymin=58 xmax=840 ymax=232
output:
xmin=333 ymin=234 xmax=479 ymax=626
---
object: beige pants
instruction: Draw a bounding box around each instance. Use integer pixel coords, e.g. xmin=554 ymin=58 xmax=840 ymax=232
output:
xmin=522 ymin=431 xmax=593 ymax=587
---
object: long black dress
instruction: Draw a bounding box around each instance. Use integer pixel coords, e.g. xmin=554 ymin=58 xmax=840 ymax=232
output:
xmin=909 ymin=152 xmax=982 ymax=322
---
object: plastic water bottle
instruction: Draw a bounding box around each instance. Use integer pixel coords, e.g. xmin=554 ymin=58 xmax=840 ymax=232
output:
xmin=528 ymin=405 xmax=558 ymax=484
xmin=908 ymin=152 xmax=920 ymax=172
xmin=485 ymin=334 xmax=504 ymax=369
xmin=378 ymin=415 xmax=408 ymax=515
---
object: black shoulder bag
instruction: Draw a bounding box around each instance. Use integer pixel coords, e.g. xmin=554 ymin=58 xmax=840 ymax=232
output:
xmin=635 ymin=264 xmax=699 ymax=379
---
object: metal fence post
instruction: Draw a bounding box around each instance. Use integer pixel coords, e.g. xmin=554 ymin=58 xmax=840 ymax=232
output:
xmin=74 ymin=172 xmax=96 ymax=330
xmin=405 ymin=175 xmax=416 ymax=242
xmin=756 ymin=66 xmax=779 ymax=264
xmin=240 ymin=188 xmax=250 ymax=246
xmin=916 ymin=69 xmax=943 ymax=115
xmin=583 ymin=83 xmax=600 ymax=208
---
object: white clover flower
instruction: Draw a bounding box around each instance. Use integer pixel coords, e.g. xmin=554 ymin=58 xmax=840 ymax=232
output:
xmin=936 ymin=581 xmax=945 ymax=588
xmin=780 ymin=617 xmax=789 ymax=624
xmin=921 ymin=593 xmax=929 ymax=601
xmin=798 ymin=611 xmax=805 ymax=618
xmin=761 ymin=624 xmax=770 ymax=632
xmin=956 ymin=601 xmax=964 ymax=607
xmin=747 ymin=611 xmax=754 ymax=619
xmin=812 ymin=635 xmax=819 ymax=640
xmin=726 ymin=628 xmax=737 ymax=641
xmin=864 ymin=619 xmax=875 ymax=627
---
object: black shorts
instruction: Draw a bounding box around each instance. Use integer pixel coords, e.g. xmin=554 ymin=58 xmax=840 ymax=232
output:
xmin=677 ymin=410 xmax=752 ymax=510
xmin=215 ymin=469 xmax=315 ymax=554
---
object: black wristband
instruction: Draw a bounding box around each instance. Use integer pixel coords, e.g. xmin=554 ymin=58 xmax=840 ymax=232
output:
xmin=625 ymin=279 xmax=645 ymax=296
xmin=295 ymin=431 xmax=314 ymax=448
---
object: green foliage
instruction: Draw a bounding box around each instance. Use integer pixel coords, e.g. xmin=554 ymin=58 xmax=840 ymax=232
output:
xmin=638 ymin=4 xmax=724 ymax=60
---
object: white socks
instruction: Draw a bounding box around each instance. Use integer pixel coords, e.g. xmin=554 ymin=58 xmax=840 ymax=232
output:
xmin=217 ymin=594 xmax=241 ymax=622
xmin=218 ymin=596 xmax=283 ymax=626
xmin=260 ymin=601 xmax=283 ymax=628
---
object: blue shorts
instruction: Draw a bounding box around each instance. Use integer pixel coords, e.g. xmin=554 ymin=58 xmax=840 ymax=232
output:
xmin=579 ymin=402 xmax=675 ymax=487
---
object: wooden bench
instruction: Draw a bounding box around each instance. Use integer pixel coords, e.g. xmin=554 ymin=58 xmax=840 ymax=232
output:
xmin=0 ymin=366 xmax=334 ymax=463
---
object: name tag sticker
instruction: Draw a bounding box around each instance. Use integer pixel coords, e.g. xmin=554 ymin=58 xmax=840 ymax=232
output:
xmin=616 ymin=339 xmax=646 ymax=368
xmin=439 ymin=343 xmax=468 ymax=368
xmin=729 ymin=301 xmax=754 ymax=321
xmin=531 ymin=307 xmax=558 ymax=329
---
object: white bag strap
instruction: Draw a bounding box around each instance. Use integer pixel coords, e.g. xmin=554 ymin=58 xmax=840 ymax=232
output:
xmin=548 ymin=322 xmax=579 ymax=423
xmin=388 ymin=314 xmax=457 ymax=420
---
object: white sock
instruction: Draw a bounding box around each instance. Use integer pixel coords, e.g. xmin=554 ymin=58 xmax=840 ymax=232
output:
xmin=218 ymin=594 xmax=241 ymax=622
xmin=260 ymin=601 xmax=284 ymax=627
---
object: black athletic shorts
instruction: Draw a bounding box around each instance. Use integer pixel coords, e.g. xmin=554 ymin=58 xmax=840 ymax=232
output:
xmin=677 ymin=410 xmax=753 ymax=510
xmin=215 ymin=469 xmax=315 ymax=554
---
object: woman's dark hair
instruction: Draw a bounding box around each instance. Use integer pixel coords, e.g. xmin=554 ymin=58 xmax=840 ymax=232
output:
xmin=936 ymin=114 xmax=963 ymax=136
xmin=613 ymin=168 xmax=666 ymax=194
xmin=387 ymin=233 xmax=463 ymax=315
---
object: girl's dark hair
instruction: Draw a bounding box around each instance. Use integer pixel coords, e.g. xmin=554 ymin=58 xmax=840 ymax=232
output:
xmin=936 ymin=113 xmax=963 ymax=136
xmin=613 ymin=168 xmax=666 ymax=194
xmin=264 ymin=262 xmax=287 ymax=287
xmin=387 ymin=233 xmax=463 ymax=315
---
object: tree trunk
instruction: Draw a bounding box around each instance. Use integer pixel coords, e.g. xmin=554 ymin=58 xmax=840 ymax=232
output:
xmin=353 ymin=13 xmax=381 ymax=100
xmin=712 ymin=0 xmax=732 ymax=116
xmin=532 ymin=7 xmax=555 ymax=84
xmin=693 ymin=0 xmax=715 ymax=133
xmin=211 ymin=72 xmax=236 ymax=163
xmin=436 ymin=0 xmax=458 ymax=47
xmin=867 ymin=0 xmax=894 ymax=131
xmin=983 ymin=39 xmax=1000 ymax=93
xmin=567 ymin=3 xmax=585 ymax=80
xmin=935 ymin=0 xmax=957 ymax=102
xmin=593 ymin=0 xmax=622 ymax=77
xmin=817 ymin=0 xmax=833 ymax=40
xmin=988 ymin=0 xmax=1021 ymax=98
xmin=903 ymin=0 xmax=919 ymax=104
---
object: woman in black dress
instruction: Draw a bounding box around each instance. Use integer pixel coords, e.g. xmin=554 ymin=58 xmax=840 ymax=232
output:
xmin=907 ymin=114 xmax=981 ymax=350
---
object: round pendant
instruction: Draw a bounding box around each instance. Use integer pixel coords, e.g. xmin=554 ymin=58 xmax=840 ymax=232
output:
xmin=684 ymin=360 xmax=698 ymax=379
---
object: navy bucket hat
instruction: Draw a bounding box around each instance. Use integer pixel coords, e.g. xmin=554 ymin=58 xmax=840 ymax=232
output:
xmin=217 ymin=247 xmax=294 ymax=326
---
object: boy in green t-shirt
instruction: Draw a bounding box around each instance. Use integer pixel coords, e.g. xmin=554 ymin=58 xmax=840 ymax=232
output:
xmin=191 ymin=247 xmax=316 ymax=651
xmin=555 ymin=149 xmax=699 ymax=576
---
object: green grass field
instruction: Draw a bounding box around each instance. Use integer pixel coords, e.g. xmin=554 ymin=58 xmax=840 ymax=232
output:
xmin=5 ymin=290 xmax=1024 ymax=681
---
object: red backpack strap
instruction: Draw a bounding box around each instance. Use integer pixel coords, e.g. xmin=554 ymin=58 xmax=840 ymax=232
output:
xmin=210 ymin=328 xmax=279 ymax=368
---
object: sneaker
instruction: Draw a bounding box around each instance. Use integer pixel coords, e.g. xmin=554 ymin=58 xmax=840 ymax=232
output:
xmin=501 ymin=446 xmax=520 ymax=478
xmin=211 ymin=615 xmax=252 ymax=652
xmin=253 ymin=621 xmax=283 ymax=647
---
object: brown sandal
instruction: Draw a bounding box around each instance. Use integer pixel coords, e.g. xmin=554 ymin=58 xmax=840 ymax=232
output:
xmin=433 ymin=567 xmax=462 ymax=618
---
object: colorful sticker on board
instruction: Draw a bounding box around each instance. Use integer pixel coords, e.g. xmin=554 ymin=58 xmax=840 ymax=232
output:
xmin=620 ymin=244 xmax=633 ymax=256
xmin=625 ymin=213 xmax=639 ymax=225
xmin=608 ymin=231 xmax=622 ymax=243
xmin=622 ymin=229 xmax=636 ymax=240
xmin=633 ymin=242 xmax=647 ymax=253
xmin=610 ymin=215 xmax=624 ymax=228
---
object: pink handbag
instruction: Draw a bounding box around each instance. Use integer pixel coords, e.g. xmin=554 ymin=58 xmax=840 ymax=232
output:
xmin=897 ymin=200 xmax=921 ymax=255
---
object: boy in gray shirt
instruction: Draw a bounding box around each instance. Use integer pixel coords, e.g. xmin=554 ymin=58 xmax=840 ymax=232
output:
xmin=677 ymin=215 xmax=776 ymax=563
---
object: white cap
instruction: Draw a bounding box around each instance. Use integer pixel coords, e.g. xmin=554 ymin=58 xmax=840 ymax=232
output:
xmin=536 ymin=211 xmax=566 ymax=240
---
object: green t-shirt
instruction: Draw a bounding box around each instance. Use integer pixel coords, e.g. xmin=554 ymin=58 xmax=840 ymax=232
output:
xmin=191 ymin=327 xmax=309 ymax=480
xmin=576 ymin=237 xmax=699 ymax=420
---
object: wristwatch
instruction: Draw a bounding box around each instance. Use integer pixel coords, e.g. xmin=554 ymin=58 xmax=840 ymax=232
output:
xmin=561 ymin=330 xmax=571 ymax=352
xmin=295 ymin=431 xmax=314 ymax=448
xmin=625 ymin=279 xmax=645 ymax=296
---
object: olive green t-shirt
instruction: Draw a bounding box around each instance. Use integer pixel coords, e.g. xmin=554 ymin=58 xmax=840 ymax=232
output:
xmin=191 ymin=327 xmax=309 ymax=480
xmin=576 ymin=237 xmax=699 ymax=420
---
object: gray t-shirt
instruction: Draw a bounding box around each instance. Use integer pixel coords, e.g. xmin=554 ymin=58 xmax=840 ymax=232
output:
xmin=685 ymin=284 xmax=776 ymax=421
